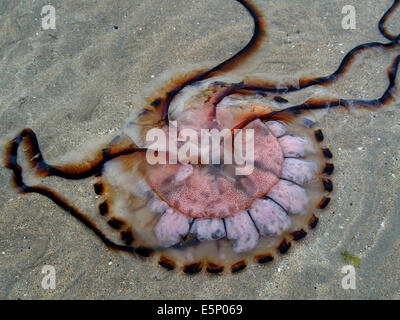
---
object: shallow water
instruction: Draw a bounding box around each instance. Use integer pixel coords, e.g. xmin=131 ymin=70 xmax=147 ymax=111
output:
xmin=0 ymin=0 xmax=399 ymax=299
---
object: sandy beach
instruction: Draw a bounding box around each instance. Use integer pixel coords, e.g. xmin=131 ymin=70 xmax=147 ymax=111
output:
xmin=0 ymin=0 xmax=399 ymax=299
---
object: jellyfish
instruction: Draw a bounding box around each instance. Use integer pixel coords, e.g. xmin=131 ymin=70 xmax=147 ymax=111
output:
xmin=4 ymin=0 xmax=399 ymax=274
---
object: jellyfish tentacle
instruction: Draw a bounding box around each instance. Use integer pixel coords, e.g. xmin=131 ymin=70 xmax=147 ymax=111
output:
xmin=22 ymin=185 xmax=138 ymax=253
xmin=208 ymin=0 xmax=265 ymax=76
xmin=211 ymin=0 xmax=400 ymax=110
xmin=133 ymin=0 xmax=400 ymax=139
xmin=5 ymin=128 xmax=146 ymax=181
xmin=379 ymin=0 xmax=400 ymax=41
xmin=159 ymin=0 xmax=265 ymax=122
xmin=227 ymin=54 xmax=400 ymax=129
xmin=267 ymin=54 xmax=400 ymax=118
xmin=4 ymin=128 xmax=154 ymax=254
xmin=213 ymin=41 xmax=398 ymax=108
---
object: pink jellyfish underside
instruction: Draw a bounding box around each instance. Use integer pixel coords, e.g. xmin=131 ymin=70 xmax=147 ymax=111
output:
xmin=90 ymin=79 xmax=333 ymax=274
xmin=94 ymin=80 xmax=333 ymax=274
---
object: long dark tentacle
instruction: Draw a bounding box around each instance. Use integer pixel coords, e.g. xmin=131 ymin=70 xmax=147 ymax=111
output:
xmin=231 ymin=54 xmax=400 ymax=129
xmin=4 ymin=129 xmax=156 ymax=254
xmin=159 ymin=0 xmax=265 ymax=121
xmin=268 ymin=55 xmax=400 ymax=118
xmin=213 ymin=41 xmax=398 ymax=110
xmin=5 ymin=128 xmax=146 ymax=181
xmin=379 ymin=0 xmax=400 ymax=41
xmin=214 ymin=0 xmax=400 ymax=116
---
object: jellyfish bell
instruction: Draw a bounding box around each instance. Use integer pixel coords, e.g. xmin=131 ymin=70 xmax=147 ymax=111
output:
xmin=91 ymin=78 xmax=334 ymax=273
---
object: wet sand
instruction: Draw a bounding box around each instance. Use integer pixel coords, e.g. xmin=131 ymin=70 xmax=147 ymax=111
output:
xmin=0 ymin=0 xmax=399 ymax=299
